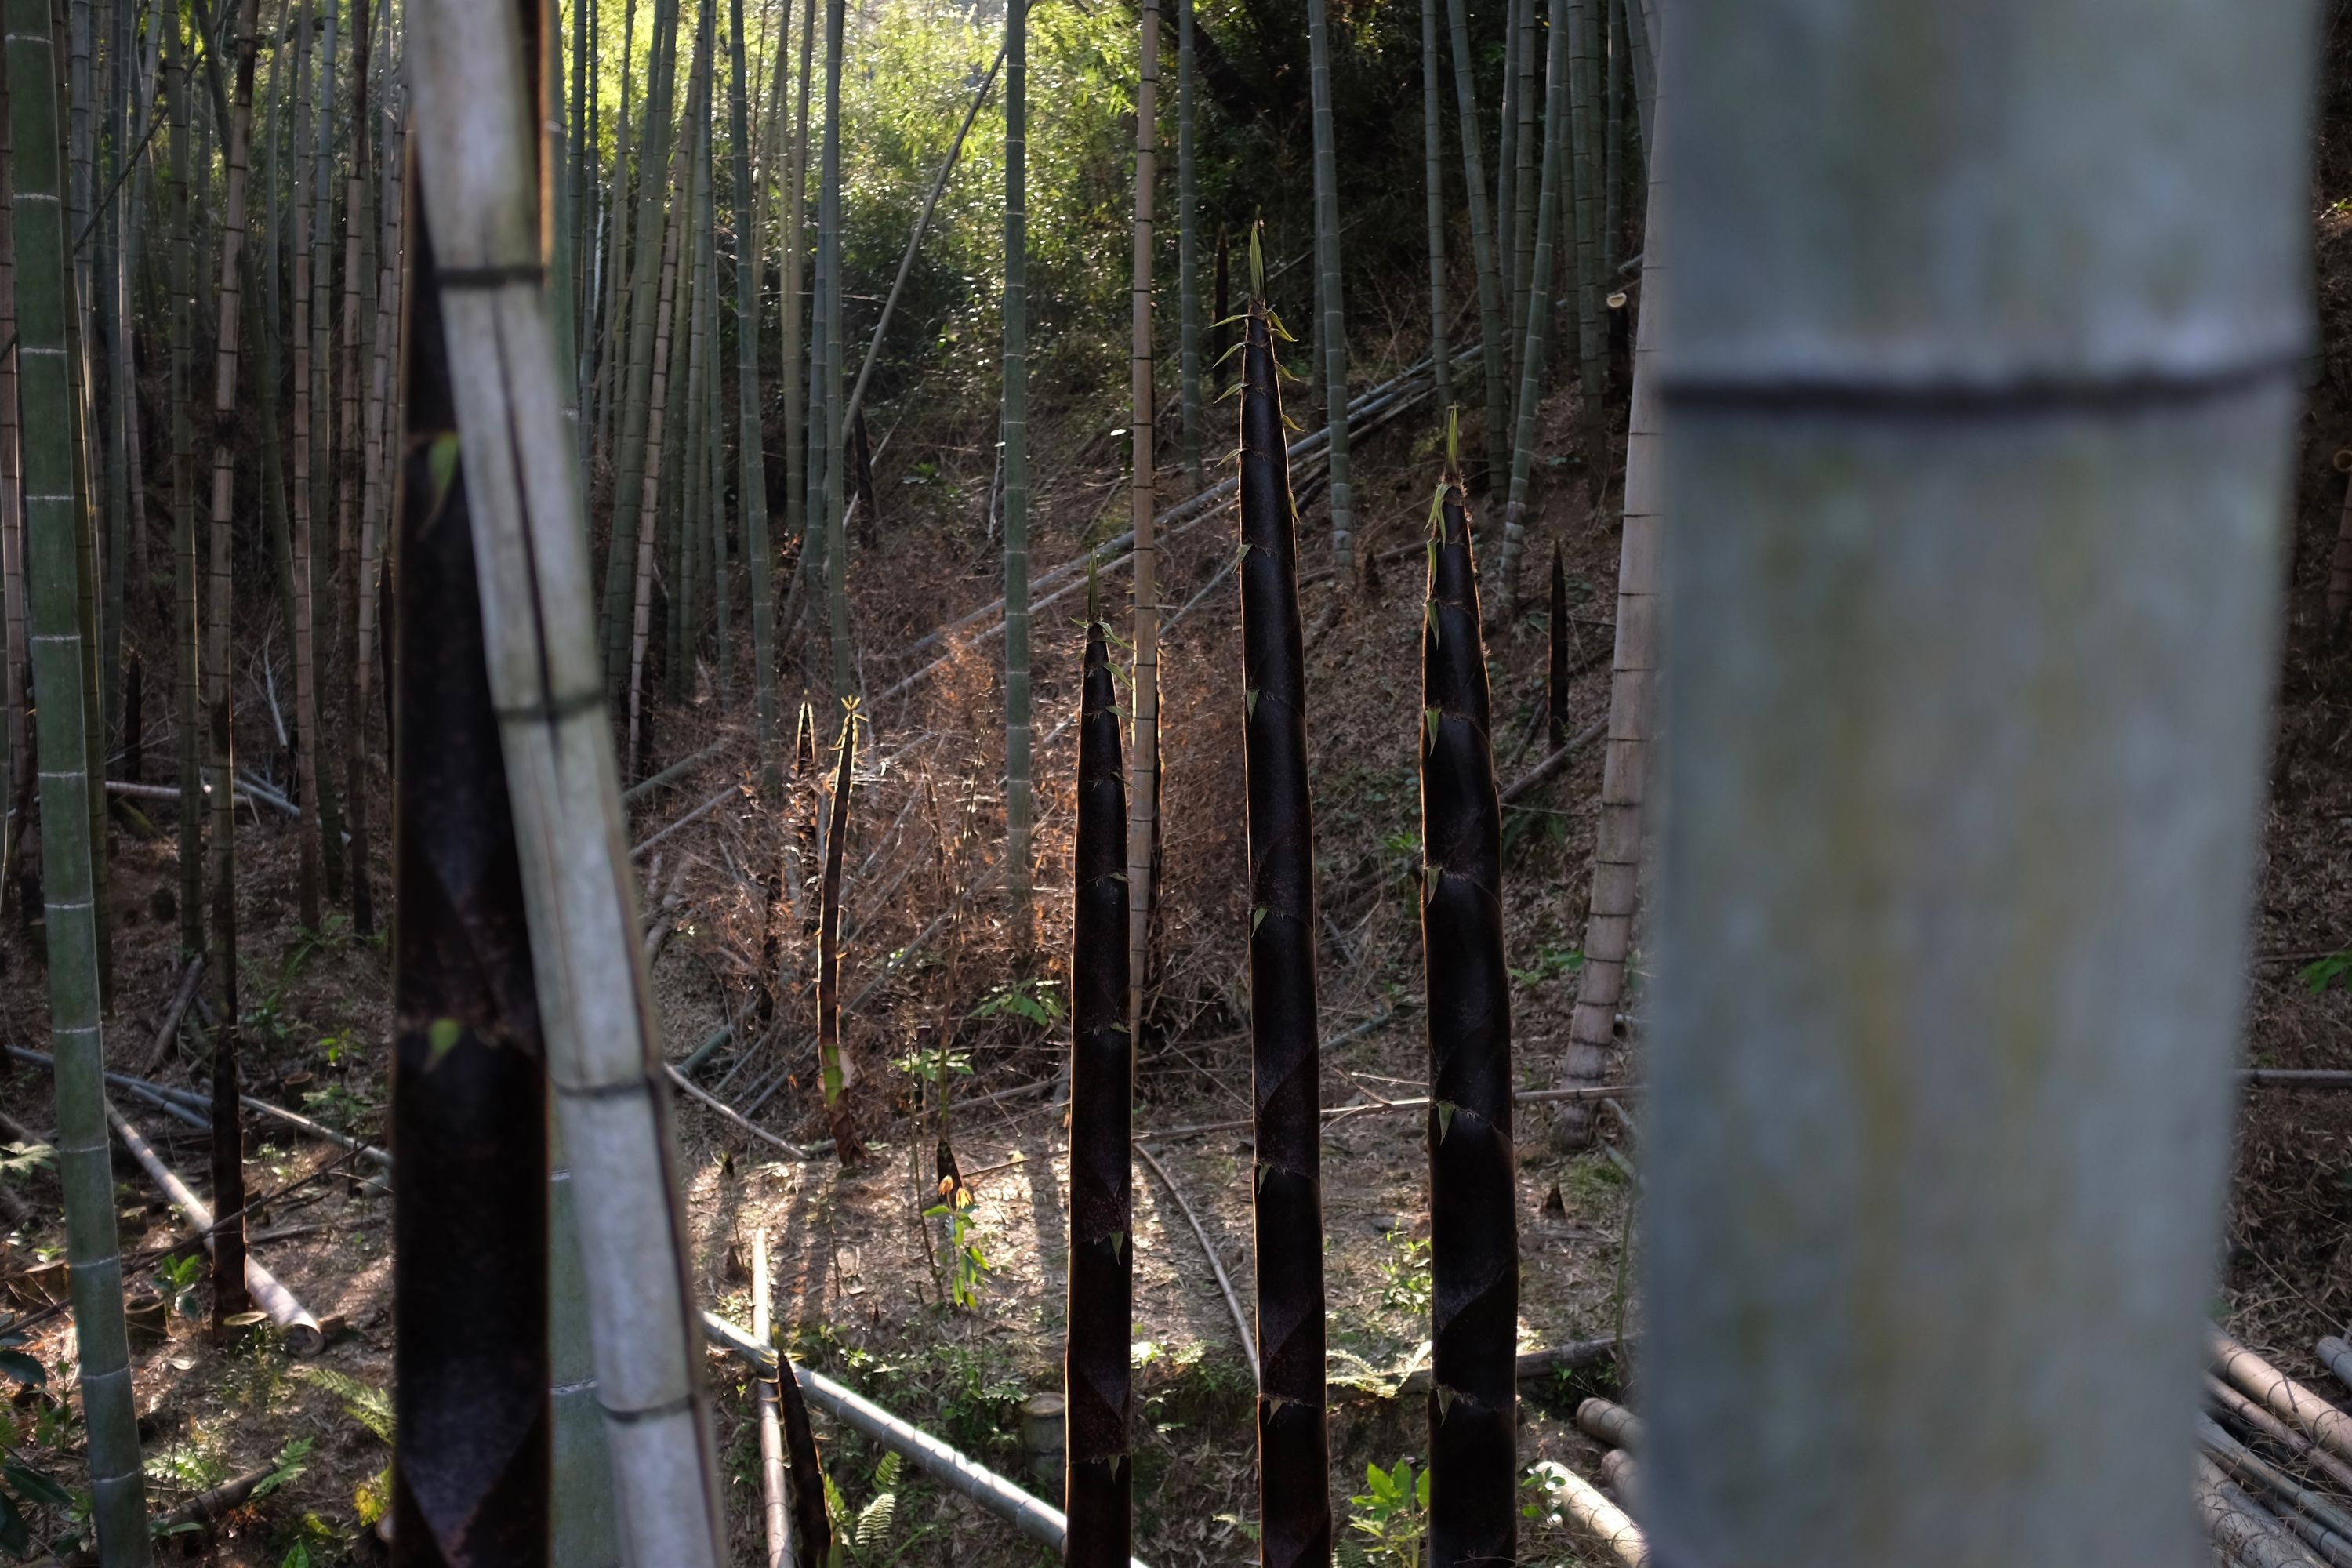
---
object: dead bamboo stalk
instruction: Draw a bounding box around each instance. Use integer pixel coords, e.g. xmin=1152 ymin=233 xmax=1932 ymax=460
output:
xmin=140 ymin=953 xmax=208 ymax=1074
xmin=107 ymin=1102 xmax=323 ymax=1353
xmin=666 ymin=1065 xmax=811 ymax=1160
xmin=2212 ymin=1330 xmax=2352 ymax=1472
xmin=1599 ymin=1449 xmax=1638 ymax=1511
xmin=2199 ymin=1417 xmax=2352 ymax=1568
xmin=1134 ymin=1143 xmax=1254 ymax=1375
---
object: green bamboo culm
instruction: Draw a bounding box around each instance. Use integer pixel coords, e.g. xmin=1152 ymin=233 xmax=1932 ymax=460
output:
xmin=205 ymin=0 xmax=263 ymax=1341
xmin=1508 ymin=0 xmax=1538 ymax=405
xmin=1236 ymin=293 xmax=1332 ymax=1568
xmin=818 ymin=0 xmax=851 ymax=699
xmin=1548 ymin=543 xmax=1569 ymax=750
xmin=1419 ymin=0 xmax=1451 ymax=419
xmin=3 ymin=1 xmax=154 ymax=1557
xmin=1305 ymin=0 xmax=1352 ymax=575
xmin=1493 ymin=0 xmax=1569 ymax=602
xmin=1002 ymin=0 xmax=1033 ymax=949
xmin=1443 ymin=0 xmax=1509 ymax=484
xmin=1063 ymin=590 xmax=1132 ymax=1566
xmin=816 ymin=700 xmax=859 ymax=1161
xmin=1421 ymin=467 xmax=1515 ymax=1568
xmin=1174 ymin=0 xmax=1200 ymax=489
xmin=601 ymin=0 xmax=682 ymax=694
xmin=168 ymin=0 xmax=200 ymax=954
xmin=389 ymin=197 xmax=552 ymax=1560
xmin=1568 ymin=0 xmax=1606 ymax=492
xmin=728 ymin=0 xmax=778 ymax=791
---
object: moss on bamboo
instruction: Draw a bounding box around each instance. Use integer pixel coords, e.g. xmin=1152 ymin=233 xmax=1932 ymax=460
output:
xmin=1421 ymin=474 xmax=1515 ymax=1568
xmin=1237 ymin=295 xmax=1331 ymax=1568
xmin=1064 ymin=596 xmax=1131 ymax=1563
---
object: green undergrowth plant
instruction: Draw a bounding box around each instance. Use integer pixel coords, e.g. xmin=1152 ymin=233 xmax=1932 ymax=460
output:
xmin=296 ymin=1367 xmax=391 ymax=1526
xmin=0 ymin=1326 xmax=71 ymax=1560
xmin=1343 ymin=1459 xmax=1430 ymax=1568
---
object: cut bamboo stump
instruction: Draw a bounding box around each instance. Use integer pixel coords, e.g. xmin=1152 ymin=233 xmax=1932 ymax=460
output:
xmin=107 ymin=1104 xmax=323 ymax=1354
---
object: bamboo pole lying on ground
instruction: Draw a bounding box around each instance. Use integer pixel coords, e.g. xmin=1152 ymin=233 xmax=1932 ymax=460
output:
xmin=107 ymin=1103 xmax=323 ymax=1354
xmin=1599 ymin=1449 xmax=1637 ymax=1512
xmin=1552 ymin=1463 xmax=1648 ymax=1567
xmin=7 ymin=1045 xmax=391 ymax=1175
xmin=2212 ymin=1330 xmax=2352 ymax=1471
xmin=2198 ymin=1417 xmax=2352 ymax=1568
xmin=753 ymin=1227 xmax=793 ymax=1568
xmin=1577 ymin=1396 xmax=1642 ymax=1450
xmin=702 ymin=1312 xmax=1153 ymax=1568
xmin=141 ymin=956 xmax=207 ymax=1074
xmin=2199 ymin=1456 xmax=2314 ymax=1568
xmin=2209 ymin=1374 xmax=2352 ymax=1497
xmin=2319 ymin=1337 xmax=2352 ymax=1397
xmin=1136 ymin=1143 xmax=1254 ymax=1376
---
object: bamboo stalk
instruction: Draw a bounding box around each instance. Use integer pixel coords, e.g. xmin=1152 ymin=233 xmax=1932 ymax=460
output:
xmin=1443 ymin=0 xmax=1508 ymax=477
xmin=1418 ymin=0 xmax=1450 ymax=419
xmin=1002 ymin=0 xmax=1031 ymax=949
xmin=727 ymin=0 xmax=778 ymax=792
xmin=5 ymin=0 xmax=154 ymax=1550
xmin=1577 ymin=1396 xmax=1642 ymax=1450
xmin=1174 ymin=0 xmax=1200 ymax=488
xmin=107 ymin=1102 xmax=321 ymax=1355
xmin=1493 ymin=0 xmax=1569 ymax=605
xmin=2200 ymin=1457 xmax=2314 ymax=1568
xmin=815 ymin=702 xmax=858 ymax=1160
xmin=403 ymin=0 xmax=731 ymax=1557
xmin=1237 ymin=294 xmax=1331 ymax=1568
xmin=1422 ymin=468 xmax=1515 ymax=1568
xmin=1554 ymin=1465 xmax=1646 ymax=1567
xmin=1305 ymin=0 xmax=1351 ymax=575
xmin=1648 ymin=2 xmax=2305 ymax=1560
xmin=1126 ymin=0 xmax=1160 ymax=1050
xmin=2200 ymin=1417 xmax=2352 ymax=1568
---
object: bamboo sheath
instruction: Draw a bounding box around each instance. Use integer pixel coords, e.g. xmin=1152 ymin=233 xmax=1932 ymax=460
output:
xmin=403 ymin=3 xmax=731 ymax=1562
xmin=107 ymin=1103 xmax=321 ymax=1354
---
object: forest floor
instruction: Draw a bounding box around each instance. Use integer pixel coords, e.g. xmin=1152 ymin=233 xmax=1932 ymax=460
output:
xmin=12 ymin=226 xmax=2352 ymax=1568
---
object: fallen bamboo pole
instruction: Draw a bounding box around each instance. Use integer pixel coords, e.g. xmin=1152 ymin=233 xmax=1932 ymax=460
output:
xmin=2208 ymin=1374 xmax=2352 ymax=1497
xmin=1577 ymin=1396 xmax=1644 ymax=1451
xmin=107 ymin=1103 xmax=324 ymax=1354
xmin=2212 ymin=1329 xmax=2352 ymax=1472
xmin=1599 ymin=1449 xmax=1638 ymax=1511
xmin=8 ymin=1045 xmax=391 ymax=1176
xmin=701 ymin=1311 xmax=1152 ymax=1568
xmin=2199 ymin=1417 xmax=2352 ymax=1568
xmin=1135 ymin=1144 xmax=1256 ymax=1375
xmin=623 ymin=739 xmax=735 ymax=806
xmin=1391 ymin=1336 xmax=1622 ymax=1399
xmin=140 ymin=955 xmax=208 ymax=1075
xmin=1552 ymin=1463 xmax=1649 ymax=1567
xmin=2200 ymin=1456 xmax=2316 ymax=1568
xmin=667 ymin=1065 xmax=811 ymax=1160
xmin=753 ymin=1228 xmax=793 ymax=1568
xmin=107 ymin=778 xmax=297 ymax=818
xmin=633 ymin=783 xmax=742 ymax=860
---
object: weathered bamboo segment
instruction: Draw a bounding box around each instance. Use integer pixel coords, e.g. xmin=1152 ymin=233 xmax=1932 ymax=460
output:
xmin=2318 ymin=1336 xmax=2352 ymax=1399
xmin=2209 ymin=1374 xmax=2352 ymax=1498
xmin=1420 ymin=474 xmax=1515 ymax=1568
xmin=2199 ymin=1417 xmax=2352 ymax=1568
xmin=1236 ymin=296 xmax=1332 ymax=1568
xmin=5 ymin=0 xmax=154 ymax=1552
xmin=2214 ymin=1332 xmax=2352 ymax=1472
xmin=403 ymin=2 xmax=731 ymax=1560
xmin=1065 ymin=602 xmax=1133 ymax=1563
xmin=1646 ymin=2 xmax=2306 ymax=1564
xmin=107 ymin=1103 xmax=322 ymax=1356
xmin=1599 ymin=1448 xmax=1637 ymax=1511
xmin=1577 ymin=1396 xmax=1642 ymax=1450
xmin=1553 ymin=1463 xmax=1647 ymax=1567
xmin=1553 ymin=13 xmax=1662 ymax=1147
xmin=2199 ymin=1456 xmax=2316 ymax=1568
xmin=389 ymin=207 xmax=554 ymax=1560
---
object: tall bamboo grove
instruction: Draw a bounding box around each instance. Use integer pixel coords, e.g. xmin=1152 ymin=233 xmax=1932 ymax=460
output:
xmin=1238 ymin=296 xmax=1332 ymax=1568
